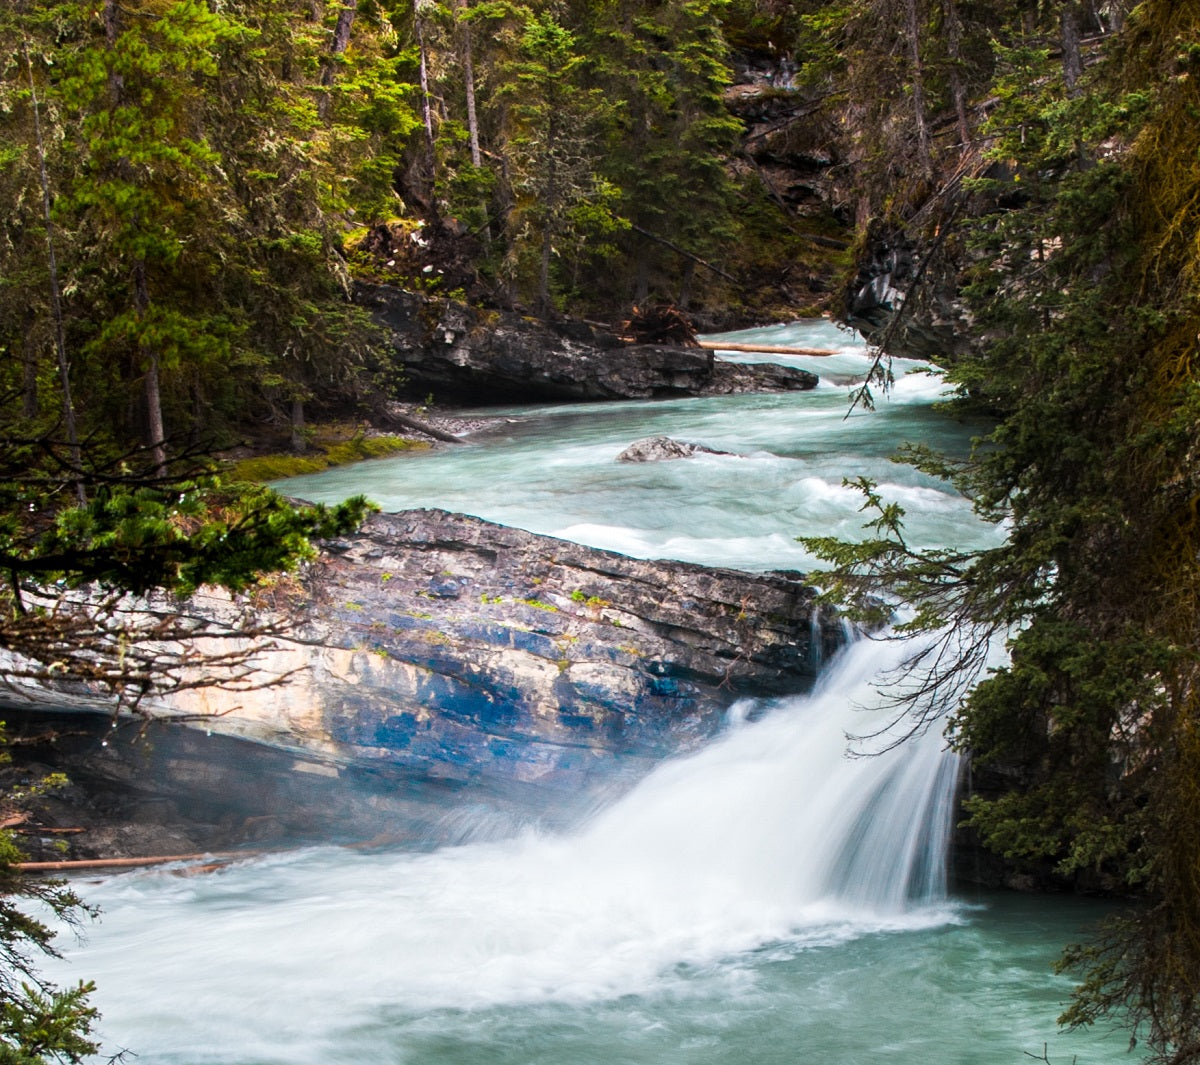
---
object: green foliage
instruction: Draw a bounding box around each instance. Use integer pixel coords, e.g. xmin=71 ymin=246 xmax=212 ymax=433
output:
xmin=489 ymin=8 xmax=624 ymax=314
xmin=803 ymin=2 xmax=1200 ymax=1058
xmin=28 ymin=481 xmax=368 ymax=597
xmin=579 ymin=0 xmax=742 ymax=308
xmin=721 ymin=0 xmax=813 ymax=55
xmin=0 ymin=982 xmax=98 ymax=1065
xmin=0 ymin=826 xmax=98 ymax=1064
xmin=0 ymin=0 xmax=418 ymax=452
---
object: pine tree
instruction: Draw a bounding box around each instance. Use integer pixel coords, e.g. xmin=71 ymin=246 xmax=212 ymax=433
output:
xmin=46 ymin=1 xmax=244 ymax=472
xmin=580 ymin=0 xmax=742 ymax=309
xmin=494 ymin=8 xmax=619 ymax=315
xmin=802 ymin=2 xmax=1200 ymax=1058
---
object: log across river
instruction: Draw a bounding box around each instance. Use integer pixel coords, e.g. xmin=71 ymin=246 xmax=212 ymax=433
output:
xmin=698 ymin=339 xmax=840 ymax=356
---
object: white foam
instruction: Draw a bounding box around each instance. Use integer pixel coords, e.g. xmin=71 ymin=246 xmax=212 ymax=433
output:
xmin=51 ymin=636 xmax=962 ymax=1059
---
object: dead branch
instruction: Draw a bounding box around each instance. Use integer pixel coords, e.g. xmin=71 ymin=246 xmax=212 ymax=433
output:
xmin=0 ymin=584 xmax=305 ymax=716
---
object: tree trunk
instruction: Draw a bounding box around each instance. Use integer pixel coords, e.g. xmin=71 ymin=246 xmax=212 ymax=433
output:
xmin=538 ymin=224 xmax=553 ymax=318
xmin=103 ymin=0 xmax=123 ymax=102
xmin=22 ymin=326 xmax=38 ymax=421
xmin=536 ymin=110 xmax=558 ymax=318
xmin=143 ymin=356 xmax=167 ymax=478
xmin=458 ymin=0 xmax=482 ymax=168
xmin=634 ymin=252 xmax=649 ymax=307
xmin=135 ymin=259 xmax=168 ymax=477
xmin=290 ymin=398 xmax=307 ymax=454
xmin=24 ymin=43 xmax=84 ymax=503
xmin=1061 ymin=1 xmax=1084 ymax=97
xmin=318 ymin=1 xmax=356 ymax=121
xmin=103 ymin=0 xmax=118 ymax=45
xmin=904 ymin=0 xmax=932 ymax=173
xmin=1100 ymin=1 xmax=1127 ymax=33
xmin=415 ymin=0 xmax=437 ymax=185
xmin=677 ymin=260 xmax=696 ymax=311
xmin=943 ymin=0 xmax=971 ymax=151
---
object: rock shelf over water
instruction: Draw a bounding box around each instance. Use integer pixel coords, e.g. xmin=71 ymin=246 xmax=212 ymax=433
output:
xmin=166 ymin=508 xmax=845 ymax=792
xmin=355 ymin=283 xmax=820 ymax=403
xmin=0 ymin=509 xmax=844 ymax=854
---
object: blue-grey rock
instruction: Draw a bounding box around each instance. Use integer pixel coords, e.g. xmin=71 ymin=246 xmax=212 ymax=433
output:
xmin=154 ymin=508 xmax=846 ymax=797
xmin=2 ymin=510 xmax=846 ymax=833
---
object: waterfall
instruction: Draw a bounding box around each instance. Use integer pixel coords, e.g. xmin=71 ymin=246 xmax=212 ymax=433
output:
xmin=40 ymin=321 xmax=1125 ymax=1065
xmin=53 ymin=632 xmax=962 ymax=1055
xmin=572 ymin=631 xmax=960 ymax=926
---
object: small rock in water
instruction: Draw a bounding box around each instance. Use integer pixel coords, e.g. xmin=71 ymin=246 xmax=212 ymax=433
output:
xmin=616 ymin=436 xmax=731 ymax=463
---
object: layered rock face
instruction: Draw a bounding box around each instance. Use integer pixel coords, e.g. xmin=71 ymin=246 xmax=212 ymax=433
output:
xmin=163 ymin=509 xmax=844 ymax=795
xmin=842 ymin=223 xmax=976 ymax=365
xmin=355 ymin=283 xmax=818 ymax=403
xmin=2 ymin=511 xmax=844 ymax=851
xmin=723 ymin=70 xmax=848 ymax=221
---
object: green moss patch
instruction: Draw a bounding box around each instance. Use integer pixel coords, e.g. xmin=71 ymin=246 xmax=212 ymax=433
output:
xmin=227 ymin=433 xmax=431 ymax=483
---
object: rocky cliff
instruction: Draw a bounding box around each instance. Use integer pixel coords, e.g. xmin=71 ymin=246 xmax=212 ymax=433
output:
xmin=1 ymin=509 xmax=844 ymax=855
xmin=355 ymin=283 xmax=819 ymax=404
xmin=842 ymin=220 xmax=977 ymax=365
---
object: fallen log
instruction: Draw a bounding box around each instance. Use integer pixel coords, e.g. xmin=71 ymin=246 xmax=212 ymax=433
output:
xmin=384 ymin=409 xmax=465 ymax=444
xmin=699 ymin=341 xmax=840 ymax=356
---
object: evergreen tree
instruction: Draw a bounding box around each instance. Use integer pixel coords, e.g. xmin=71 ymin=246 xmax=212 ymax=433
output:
xmin=56 ymin=0 xmax=242 ymax=472
xmin=199 ymin=0 xmax=418 ymax=446
xmin=494 ymin=8 xmax=620 ymax=315
xmin=580 ymin=0 xmax=742 ymax=309
xmin=802 ymin=2 xmax=1200 ymax=1058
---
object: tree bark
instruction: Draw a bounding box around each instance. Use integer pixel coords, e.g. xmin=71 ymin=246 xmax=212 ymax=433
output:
xmin=318 ymin=1 xmax=356 ymax=121
xmin=1101 ymin=1 xmax=1127 ymax=33
xmin=903 ymin=0 xmax=933 ymax=173
xmin=383 ymin=409 xmax=464 ymax=444
xmin=1061 ymin=1 xmax=1084 ymax=97
xmin=943 ymin=0 xmax=971 ymax=151
xmin=415 ymin=0 xmax=437 ymax=185
xmin=103 ymin=0 xmax=123 ymax=102
xmin=103 ymin=0 xmax=118 ymax=45
xmin=633 ymin=251 xmax=649 ymax=308
xmin=676 ymin=260 xmax=696 ymax=311
xmin=536 ymin=107 xmax=558 ymax=318
xmin=458 ymin=0 xmax=482 ymax=168
xmin=135 ymin=258 xmax=168 ymax=477
xmin=22 ymin=325 xmax=38 ymax=421
xmin=24 ymin=43 xmax=84 ymax=502
xmin=538 ymin=224 xmax=554 ymax=318
xmin=290 ymin=397 xmax=307 ymax=454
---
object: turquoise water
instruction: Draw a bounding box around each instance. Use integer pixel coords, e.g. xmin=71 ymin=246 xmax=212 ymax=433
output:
xmin=277 ymin=324 xmax=997 ymax=572
xmin=44 ymin=323 xmax=1131 ymax=1063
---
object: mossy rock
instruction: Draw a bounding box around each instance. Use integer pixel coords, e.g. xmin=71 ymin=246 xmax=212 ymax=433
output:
xmin=227 ymin=434 xmax=430 ymax=483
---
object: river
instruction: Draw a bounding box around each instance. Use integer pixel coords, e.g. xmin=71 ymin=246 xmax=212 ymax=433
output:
xmin=45 ymin=322 xmax=1129 ymax=1064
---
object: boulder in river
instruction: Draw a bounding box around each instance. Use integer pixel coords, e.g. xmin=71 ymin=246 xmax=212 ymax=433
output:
xmin=616 ymin=437 xmax=733 ymax=462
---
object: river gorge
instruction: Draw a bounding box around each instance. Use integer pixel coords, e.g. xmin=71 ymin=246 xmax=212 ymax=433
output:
xmin=41 ymin=322 xmax=1129 ymax=1064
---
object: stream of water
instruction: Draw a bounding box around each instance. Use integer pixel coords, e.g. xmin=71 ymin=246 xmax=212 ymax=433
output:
xmin=45 ymin=323 xmax=1129 ymax=1063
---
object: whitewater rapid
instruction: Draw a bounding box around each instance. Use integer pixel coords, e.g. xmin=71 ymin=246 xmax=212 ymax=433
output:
xmin=47 ymin=636 xmax=960 ymax=1058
